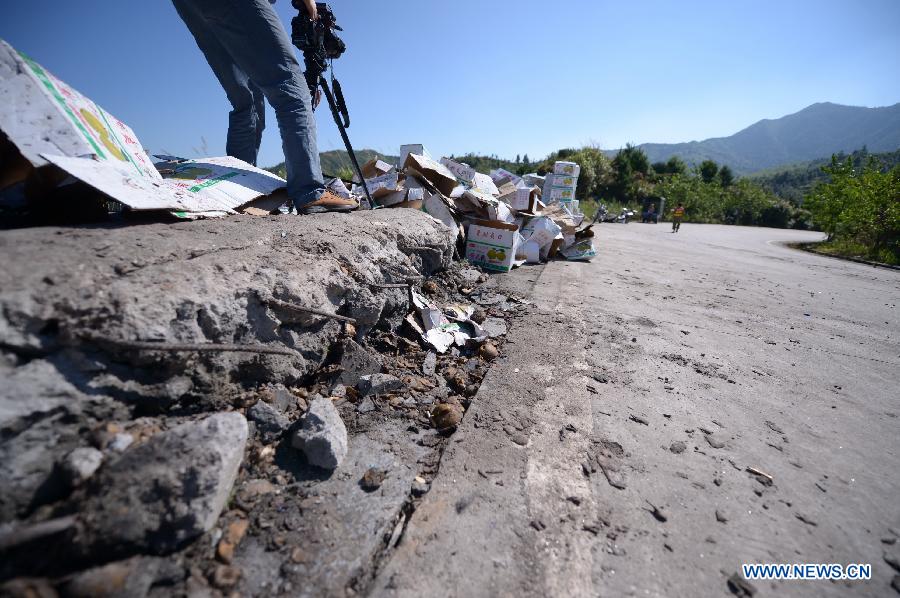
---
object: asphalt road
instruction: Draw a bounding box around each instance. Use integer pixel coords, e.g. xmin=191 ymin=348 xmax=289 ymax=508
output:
xmin=372 ymin=224 xmax=900 ymax=597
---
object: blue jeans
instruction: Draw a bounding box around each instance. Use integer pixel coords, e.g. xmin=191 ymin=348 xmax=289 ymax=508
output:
xmin=173 ymin=0 xmax=324 ymax=205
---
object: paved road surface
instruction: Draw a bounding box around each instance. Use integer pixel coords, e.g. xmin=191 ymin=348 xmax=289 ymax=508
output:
xmin=373 ymin=224 xmax=900 ymax=597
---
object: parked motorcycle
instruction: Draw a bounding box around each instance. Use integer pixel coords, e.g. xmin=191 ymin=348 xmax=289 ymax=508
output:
xmin=616 ymin=208 xmax=635 ymax=224
xmin=591 ymin=204 xmax=615 ymax=225
xmin=591 ymin=204 xmax=635 ymax=225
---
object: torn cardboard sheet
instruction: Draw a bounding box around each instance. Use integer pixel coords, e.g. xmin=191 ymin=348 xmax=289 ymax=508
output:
xmin=560 ymin=238 xmax=597 ymax=261
xmin=411 ymin=291 xmax=486 ymax=353
xmin=1 ymin=40 xmax=287 ymax=216
xmin=471 ymin=173 xmax=499 ymax=197
xmin=440 ymin=157 xmax=476 ymax=183
xmin=0 ymin=40 xmax=158 ymax=177
xmin=403 ymin=153 xmax=458 ymax=196
xmin=42 ymin=154 xmax=286 ymax=215
xmin=422 ymin=193 xmax=459 ymax=232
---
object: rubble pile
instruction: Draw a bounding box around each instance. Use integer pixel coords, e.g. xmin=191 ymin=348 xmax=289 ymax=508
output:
xmin=338 ymin=146 xmax=597 ymax=271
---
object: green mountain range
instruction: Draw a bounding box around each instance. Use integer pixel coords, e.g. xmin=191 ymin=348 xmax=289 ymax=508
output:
xmin=266 ymin=102 xmax=900 ymax=179
xmin=267 ymin=149 xmax=398 ymax=179
xmin=634 ymin=102 xmax=900 ymax=174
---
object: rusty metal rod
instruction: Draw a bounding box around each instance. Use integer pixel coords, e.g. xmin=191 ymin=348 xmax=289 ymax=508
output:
xmin=263 ymin=297 xmax=357 ymax=324
xmin=85 ymin=334 xmax=298 ymax=356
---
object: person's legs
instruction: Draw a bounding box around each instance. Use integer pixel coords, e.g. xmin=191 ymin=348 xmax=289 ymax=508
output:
xmin=249 ymin=80 xmax=266 ymax=162
xmin=226 ymin=79 xmax=266 ymax=166
xmin=173 ymin=0 xmax=262 ymax=165
xmin=180 ymin=0 xmax=324 ymax=204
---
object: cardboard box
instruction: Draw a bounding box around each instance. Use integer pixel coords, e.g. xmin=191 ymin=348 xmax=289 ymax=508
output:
xmin=496 ymin=182 xmax=517 ymax=198
xmin=488 ymin=199 xmax=515 ymax=223
xmin=506 ymin=187 xmax=539 ymax=212
xmin=560 ymin=238 xmax=597 ymax=261
xmin=545 ymin=174 xmax=578 ymax=189
xmin=365 ymin=172 xmax=401 ymax=199
xmin=361 ymin=158 xmax=394 ymax=180
xmin=406 ymin=188 xmax=425 ymax=202
xmin=472 ymin=172 xmax=500 ymax=197
xmin=460 ymin=189 xmax=515 ymax=224
xmin=491 ymin=168 xmax=522 ymax=186
xmin=403 ymin=153 xmax=457 ymax=196
xmin=522 ymin=173 xmax=545 ymax=188
xmin=440 ymin=157 xmax=476 ymax=183
xmin=399 ymin=144 xmax=432 ymax=168
xmin=466 ymin=220 xmax=521 ymax=272
xmin=521 ymin=216 xmax=562 ymax=250
xmin=546 ymin=186 xmax=576 ymax=202
xmin=553 ymin=161 xmax=581 ymax=177
xmin=422 ymin=193 xmax=458 ymax=231
xmin=378 ymin=190 xmax=408 ymax=207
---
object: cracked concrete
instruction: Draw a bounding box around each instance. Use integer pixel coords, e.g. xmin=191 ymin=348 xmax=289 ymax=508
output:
xmin=0 ymin=209 xmax=527 ymax=596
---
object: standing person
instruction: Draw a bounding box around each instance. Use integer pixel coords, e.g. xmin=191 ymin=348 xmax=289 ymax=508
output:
xmin=173 ymin=0 xmax=358 ymax=214
xmin=671 ymin=202 xmax=685 ymax=232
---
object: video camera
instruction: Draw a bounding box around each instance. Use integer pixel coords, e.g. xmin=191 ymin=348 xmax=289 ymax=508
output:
xmin=289 ymin=2 xmax=376 ymax=208
xmin=291 ymin=2 xmax=346 ymax=101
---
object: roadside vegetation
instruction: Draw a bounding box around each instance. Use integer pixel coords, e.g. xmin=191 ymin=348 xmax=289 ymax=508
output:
xmin=803 ymin=156 xmax=900 ymax=265
xmin=454 ymin=146 xmax=812 ymax=229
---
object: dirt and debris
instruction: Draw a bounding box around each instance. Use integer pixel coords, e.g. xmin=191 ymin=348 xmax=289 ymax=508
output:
xmin=292 ymin=397 xmax=348 ymax=470
xmin=0 ymin=207 xmax=526 ymax=595
xmin=726 ymin=572 xmax=757 ymax=597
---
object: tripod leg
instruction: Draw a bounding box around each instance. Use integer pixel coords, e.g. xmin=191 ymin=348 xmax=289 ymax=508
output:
xmin=318 ymin=77 xmax=378 ymax=209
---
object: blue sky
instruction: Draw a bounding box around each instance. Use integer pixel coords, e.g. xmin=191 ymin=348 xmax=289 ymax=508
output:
xmin=3 ymin=0 xmax=899 ymax=168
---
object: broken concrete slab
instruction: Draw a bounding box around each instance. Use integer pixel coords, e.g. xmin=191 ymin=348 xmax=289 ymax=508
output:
xmin=358 ymin=373 xmax=404 ymax=396
xmin=247 ymin=400 xmax=291 ymax=444
xmin=236 ymin=418 xmax=431 ymax=597
xmin=61 ymin=556 xmax=175 ymax=598
xmin=292 ymin=397 xmax=348 ymax=470
xmin=0 ymin=399 xmax=119 ymax=523
xmin=481 ymin=317 xmax=508 ymax=338
xmin=422 ymin=352 xmax=437 ymax=377
xmin=78 ymin=412 xmax=248 ymax=557
xmin=0 ymin=359 xmax=87 ymax=429
xmin=333 ymin=340 xmax=382 ymax=387
xmin=59 ymin=447 xmax=104 ymax=488
xmin=0 ymin=210 xmax=455 ymax=411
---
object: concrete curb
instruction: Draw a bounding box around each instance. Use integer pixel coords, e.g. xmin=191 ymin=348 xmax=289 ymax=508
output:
xmin=789 ymin=242 xmax=900 ymax=271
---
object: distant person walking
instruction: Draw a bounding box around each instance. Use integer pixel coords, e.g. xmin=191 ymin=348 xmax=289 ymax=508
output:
xmin=671 ymin=202 xmax=685 ymax=233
